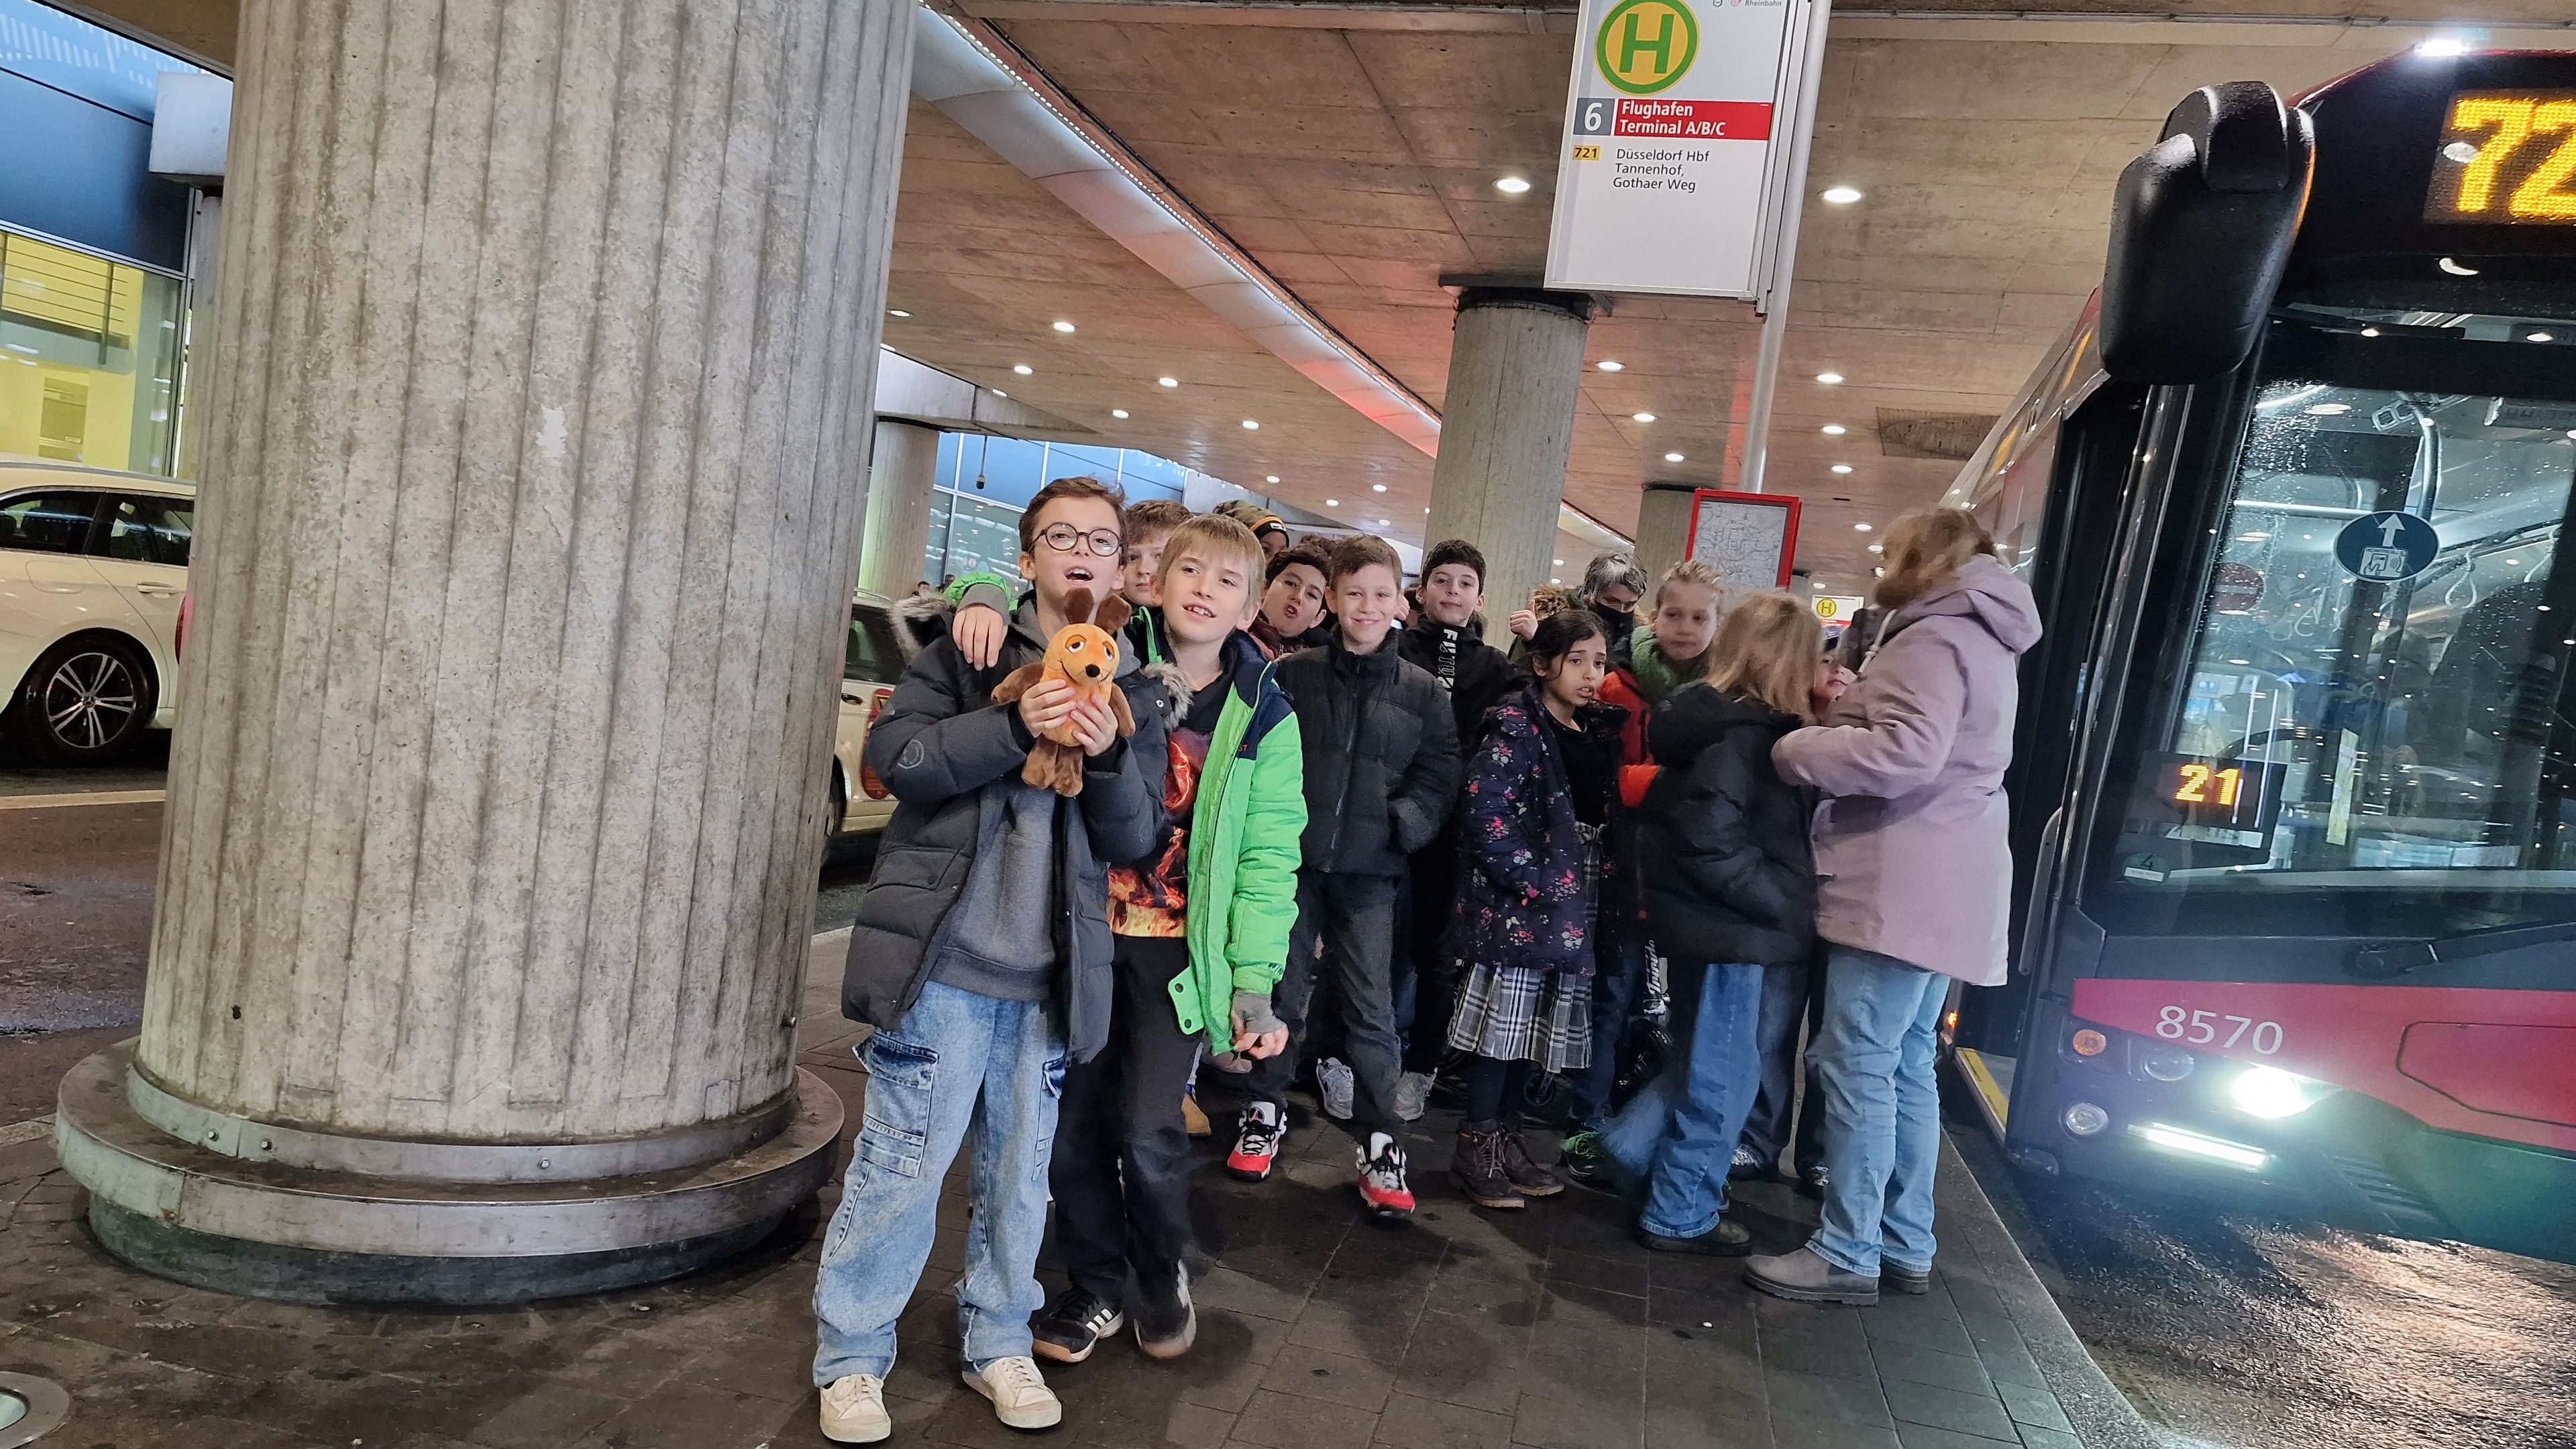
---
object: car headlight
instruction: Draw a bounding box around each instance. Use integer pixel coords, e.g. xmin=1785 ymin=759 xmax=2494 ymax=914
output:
xmin=2229 ymin=1065 xmax=2326 ymax=1118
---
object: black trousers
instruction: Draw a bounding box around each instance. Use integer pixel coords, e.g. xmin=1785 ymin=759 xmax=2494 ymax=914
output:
xmin=1739 ymin=957 xmax=1828 ymax=1172
xmin=1400 ymin=845 xmax=1461 ymax=1074
xmin=1244 ymin=869 xmax=1403 ymax=1143
xmin=1050 ymin=935 xmax=1199 ymax=1307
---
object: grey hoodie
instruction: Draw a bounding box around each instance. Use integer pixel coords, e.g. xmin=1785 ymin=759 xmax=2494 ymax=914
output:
xmin=1771 ymin=555 xmax=2043 ymax=986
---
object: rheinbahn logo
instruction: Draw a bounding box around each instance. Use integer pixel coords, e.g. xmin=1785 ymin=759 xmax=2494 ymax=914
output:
xmin=1595 ymin=0 xmax=1698 ymax=97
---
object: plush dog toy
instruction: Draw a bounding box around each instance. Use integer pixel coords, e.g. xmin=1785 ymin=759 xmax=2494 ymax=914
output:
xmin=988 ymin=588 xmax=1136 ymax=796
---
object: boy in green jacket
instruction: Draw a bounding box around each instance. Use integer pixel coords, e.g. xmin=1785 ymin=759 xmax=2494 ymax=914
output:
xmin=1033 ymin=513 xmax=1305 ymax=1365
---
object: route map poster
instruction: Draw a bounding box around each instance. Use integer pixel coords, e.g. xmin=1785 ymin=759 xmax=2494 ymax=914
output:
xmin=1544 ymin=0 xmax=1799 ymax=297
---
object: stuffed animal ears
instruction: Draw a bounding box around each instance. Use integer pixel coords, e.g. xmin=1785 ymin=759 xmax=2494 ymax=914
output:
xmin=1093 ymin=594 xmax=1132 ymax=637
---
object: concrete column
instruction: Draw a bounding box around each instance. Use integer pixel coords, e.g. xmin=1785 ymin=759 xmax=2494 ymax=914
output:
xmin=1423 ymin=286 xmax=1594 ymax=623
xmin=1634 ymin=482 xmax=1699 ymax=589
xmin=53 ymin=0 xmax=914 ymax=1303
xmin=857 ymin=419 xmax=941 ymax=598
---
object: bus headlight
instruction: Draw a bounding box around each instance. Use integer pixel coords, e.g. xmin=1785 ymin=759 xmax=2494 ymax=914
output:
xmin=2230 ymin=1065 xmax=2325 ymax=1118
xmin=2063 ymin=1101 xmax=2110 ymax=1136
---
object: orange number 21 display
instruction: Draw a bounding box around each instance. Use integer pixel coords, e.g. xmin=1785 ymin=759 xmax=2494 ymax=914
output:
xmin=2172 ymin=763 xmax=2243 ymax=808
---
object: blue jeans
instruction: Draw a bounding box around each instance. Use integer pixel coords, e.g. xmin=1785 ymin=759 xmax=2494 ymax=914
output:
xmin=1567 ymin=928 xmax=1650 ymax=1128
xmin=1806 ymin=943 xmax=1949 ymax=1277
xmin=812 ymin=981 xmax=1066 ymax=1385
xmin=1599 ymin=961 xmax=1764 ymax=1240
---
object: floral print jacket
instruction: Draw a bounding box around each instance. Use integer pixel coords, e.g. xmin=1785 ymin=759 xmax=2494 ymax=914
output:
xmin=1444 ymin=684 xmax=1629 ymax=976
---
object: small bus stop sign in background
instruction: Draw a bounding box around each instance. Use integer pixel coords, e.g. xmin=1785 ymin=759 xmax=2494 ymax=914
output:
xmin=1686 ymin=490 xmax=1801 ymax=588
xmin=1544 ymin=0 xmax=1799 ymax=297
xmin=2334 ymin=511 xmax=2440 ymax=583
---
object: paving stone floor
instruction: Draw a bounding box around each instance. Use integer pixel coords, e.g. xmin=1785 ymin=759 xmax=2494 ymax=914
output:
xmin=0 ymin=933 xmax=2122 ymax=1449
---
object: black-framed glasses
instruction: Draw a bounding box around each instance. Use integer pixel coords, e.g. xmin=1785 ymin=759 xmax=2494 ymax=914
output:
xmin=1037 ymin=523 xmax=1124 ymax=558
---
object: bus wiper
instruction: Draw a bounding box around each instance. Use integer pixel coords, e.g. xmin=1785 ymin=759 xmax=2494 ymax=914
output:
xmin=2351 ymin=919 xmax=2576 ymax=978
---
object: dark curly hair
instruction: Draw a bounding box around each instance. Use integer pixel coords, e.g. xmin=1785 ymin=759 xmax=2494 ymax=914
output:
xmin=1526 ymin=607 xmax=1608 ymax=676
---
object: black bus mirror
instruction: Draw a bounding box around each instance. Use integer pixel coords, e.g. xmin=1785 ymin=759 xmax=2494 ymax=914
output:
xmin=2100 ymin=82 xmax=2315 ymax=384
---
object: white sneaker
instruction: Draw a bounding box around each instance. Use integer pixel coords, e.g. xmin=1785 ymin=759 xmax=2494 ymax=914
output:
xmin=1318 ymin=1057 xmax=1355 ymax=1119
xmin=1393 ymin=1070 xmax=1435 ymax=1122
xmin=819 ymin=1374 xmax=892 ymax=1443
xmin=963 ymin=1355 xmax=1062 ymax=1430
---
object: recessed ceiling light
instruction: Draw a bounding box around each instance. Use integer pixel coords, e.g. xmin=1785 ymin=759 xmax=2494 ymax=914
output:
xmin=1112 ymin=409 xmax=1129 ymax=419
xmin=1326 ymin=498 xmax=1341 ymax=506
xmin=1553 ymin=558 xmax=1564 ymax=566
xmin=1821 ymin=424 xmax=1846 ymax=435
xmin=1831 ymin=464 xmax=1854 ymax=474
xmin=1379 ymin=518 xmax=1393 ymax=526
xmin=1665 ymin=452 xmax=1685 ymax=462
xmin=1052 ymin=321 xmax=1076 ymax=333
xmin=1817 ymin=372 xmax=1845 ymax=384
xmin=888 ymin=309 xmax=911 ymax=318
xmin=1821 ymin=186 xmax=1864 ymax=205
xmin=1868 ymin=543 xmax=1883 ymax=553
xmin=1495 ymin=176 xmax=1532 ymax=194
xmin=993 ymin=389 xmax=1008 ymax=398
xmin=1373 ymin=483 xmax=1388 ymax=492
xmin=1013 ymin=364 xmax=1033 ymax=376
xmin=1159 ymin=376 xmax=1179 ymax=388
xmin=1633 ymin=412 xmax=1656 ymax=423
xmin=1854 ymin=522 xmax=1873 ymax=532
xmin=1266 ymin=474 xmax=1280 ymax=483
xmin=1242 ymin=419 xmax=1259 ymax=429
xmin=1597 ymin=360 xmax=1624 ymax=372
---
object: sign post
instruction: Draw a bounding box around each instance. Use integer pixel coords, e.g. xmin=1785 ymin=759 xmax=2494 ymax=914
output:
xmin=1544 ymin=0 xmax=1817 ymax=300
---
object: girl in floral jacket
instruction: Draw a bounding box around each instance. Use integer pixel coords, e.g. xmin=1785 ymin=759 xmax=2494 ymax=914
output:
xmin=1442 ymin=610 xmax=1627 ymax=1209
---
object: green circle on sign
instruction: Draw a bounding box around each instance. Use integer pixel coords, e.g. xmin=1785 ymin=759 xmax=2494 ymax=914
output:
xmin=1595 ymin=0 xmax=1699 ymax=97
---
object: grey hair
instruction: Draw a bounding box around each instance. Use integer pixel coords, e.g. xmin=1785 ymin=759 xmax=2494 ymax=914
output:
xmin=1583 ymin=551 xmax=1650 ymax=601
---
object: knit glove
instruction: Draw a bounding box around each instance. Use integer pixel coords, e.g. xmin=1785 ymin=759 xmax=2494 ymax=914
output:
xmin=1232 ymin=989 xmax=1283 ymax=1037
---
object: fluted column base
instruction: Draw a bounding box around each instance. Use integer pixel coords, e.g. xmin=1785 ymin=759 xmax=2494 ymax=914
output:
xmin=54 ymin=1044 xmax=841 ymax=1305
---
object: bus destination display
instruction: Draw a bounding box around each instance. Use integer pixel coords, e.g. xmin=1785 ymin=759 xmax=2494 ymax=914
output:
xmin=2132 ymin=753 xmax=2286 ymax=837
xmin=2424 ymin=91 xmax=2576 ymax=225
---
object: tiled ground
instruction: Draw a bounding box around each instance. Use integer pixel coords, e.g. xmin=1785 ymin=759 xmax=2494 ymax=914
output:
xmin=0 ymin=932 xmax=2132 ymax=1449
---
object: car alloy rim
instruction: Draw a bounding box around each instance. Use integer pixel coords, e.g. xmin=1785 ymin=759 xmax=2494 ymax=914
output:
xmin=42 ymin=650 xmax=138 ymax=750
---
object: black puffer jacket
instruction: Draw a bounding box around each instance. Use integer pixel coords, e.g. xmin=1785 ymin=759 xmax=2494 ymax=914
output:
xmin=1638 ymin=682 xmax=1817 ymax=969
xmin=840 ymin=598 xmax=1163 ymax=1061
xmin=1397 ymin=616 xmax=1519 ymax=750
xmin=1277 ymin=639 xmax=1464 ymax=877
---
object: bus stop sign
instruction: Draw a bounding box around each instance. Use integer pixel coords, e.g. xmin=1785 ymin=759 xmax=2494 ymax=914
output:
xmin=2334 ymin=511 xmax=2438 ymax=584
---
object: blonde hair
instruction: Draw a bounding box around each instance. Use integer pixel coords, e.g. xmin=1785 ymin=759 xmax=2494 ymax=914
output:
xmin=1652 ymin=558 xmax=1724 ymax=611
xmin=1155 ymin=514 xmax=1266 ymax=593
xmin=1706 ymin=592 xmax=1823 ymax=722
xmin=1875 ymin=507 xmax=1998 ymax=610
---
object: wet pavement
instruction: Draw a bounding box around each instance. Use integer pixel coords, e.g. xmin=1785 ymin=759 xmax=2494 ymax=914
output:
xmin=1951 ymin=1122 xmax=2576 ymax=1449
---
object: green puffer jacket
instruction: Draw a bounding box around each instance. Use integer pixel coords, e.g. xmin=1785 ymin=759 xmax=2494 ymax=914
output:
xmin=1134 ymin=635 xmax=1307 ymax=1046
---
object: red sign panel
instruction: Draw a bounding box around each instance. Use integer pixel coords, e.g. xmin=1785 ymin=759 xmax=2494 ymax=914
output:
xmin=1613 ymin=99 xmax=1774 ymax=140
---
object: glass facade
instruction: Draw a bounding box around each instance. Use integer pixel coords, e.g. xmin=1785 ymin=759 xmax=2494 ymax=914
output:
xmin=0 ymin=227 xmax=184 ymax=474
xmin=920 ymin=433 xmax=1197 ymax=592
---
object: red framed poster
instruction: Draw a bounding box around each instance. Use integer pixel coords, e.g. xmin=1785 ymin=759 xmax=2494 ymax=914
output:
xmin=1683 ymin=490 xmax=1801 ymax=588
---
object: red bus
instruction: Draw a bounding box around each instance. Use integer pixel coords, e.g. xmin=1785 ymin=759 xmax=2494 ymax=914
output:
xmin=1949 ymin=47 xmax=2576 ymax=1262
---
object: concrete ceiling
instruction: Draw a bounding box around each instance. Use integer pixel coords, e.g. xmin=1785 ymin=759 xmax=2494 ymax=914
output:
xmin=83 ymin=0 xmax=2575 ymax=592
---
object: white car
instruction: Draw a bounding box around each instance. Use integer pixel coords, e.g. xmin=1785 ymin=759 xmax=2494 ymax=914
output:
xmin=829 ymin=593 xmax=908 ymax=835
xmin=0 ymin=462 xmax=193 ymax=764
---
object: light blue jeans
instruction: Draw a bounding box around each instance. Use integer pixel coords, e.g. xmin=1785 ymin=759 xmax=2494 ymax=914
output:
xmin=1806 ymin=943 xmax=1949 ymax=1278
xmin=1598 ymin=961 xmax=1766 ymax=1241
xmin=812 ymin=981 xmax=1066 ymax=1386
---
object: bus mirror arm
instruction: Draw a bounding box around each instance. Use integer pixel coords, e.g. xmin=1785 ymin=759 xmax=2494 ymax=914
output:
xmin=2099 ymin=81 xmax=2316 ymax=386
xmin=2350 ymin=919 xmax=2576 ymax=979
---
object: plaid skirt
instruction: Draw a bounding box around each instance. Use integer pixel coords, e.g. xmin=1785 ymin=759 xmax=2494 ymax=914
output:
xmin=1446 ymin=963 xmax=1594 ymax=1072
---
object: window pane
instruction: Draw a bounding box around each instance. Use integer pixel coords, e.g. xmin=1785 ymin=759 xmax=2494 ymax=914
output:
xmin=0 ymin=490 xmax=102 ymax=553
xmin=0 ymin=230 xmax=185 ymax=476
xmin=102 ymin=494 xmax=191 ymax=566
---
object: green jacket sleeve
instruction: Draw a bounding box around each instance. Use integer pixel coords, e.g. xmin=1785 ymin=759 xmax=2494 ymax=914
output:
xmin=1226 ymin=713 xmax=1307 ymax=993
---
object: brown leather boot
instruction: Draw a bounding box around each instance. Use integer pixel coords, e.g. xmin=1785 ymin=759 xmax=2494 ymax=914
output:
xmin=1449 ymin=1121 xmax=1523 ymax=1209
xmin=1497 ymin=1127 xmax=1565 ymax=1197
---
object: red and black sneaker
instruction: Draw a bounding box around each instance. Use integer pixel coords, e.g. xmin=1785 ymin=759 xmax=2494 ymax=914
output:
xmin=1356 ymin=1133 xmax=1415 ymax=1220
xmin=1226 ymin=1102 xmax=1284 ymax=1182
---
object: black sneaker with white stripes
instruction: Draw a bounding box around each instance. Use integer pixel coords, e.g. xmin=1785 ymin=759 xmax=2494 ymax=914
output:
xmin=1031 ymin=1287 xmax=1124 ymax=1364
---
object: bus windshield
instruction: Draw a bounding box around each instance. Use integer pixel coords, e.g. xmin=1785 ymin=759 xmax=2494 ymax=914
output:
xmin=2093 ymin=307 xmax=2576 ymax=941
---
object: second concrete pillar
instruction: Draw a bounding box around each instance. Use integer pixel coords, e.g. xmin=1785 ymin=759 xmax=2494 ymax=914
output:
xmin=1423 ymin=286 xmax=1595 ymax=621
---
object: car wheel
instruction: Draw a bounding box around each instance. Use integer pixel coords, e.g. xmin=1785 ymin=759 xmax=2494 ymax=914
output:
xmin=9 ymin=634 xmax=158 ymax=765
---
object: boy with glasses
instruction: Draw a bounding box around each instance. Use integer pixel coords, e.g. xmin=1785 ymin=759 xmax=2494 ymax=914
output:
xmin=814 ymin=476 xmax=1162 ymax=1442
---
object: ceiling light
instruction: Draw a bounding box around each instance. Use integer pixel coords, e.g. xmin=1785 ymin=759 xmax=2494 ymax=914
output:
xmin=1242 ymin=419 xmax=1259 ymax=429
xmin=1552 ymin=578 xmax=1563 ymax=585
xmin=1373 ymin=484 xmax=1388 ymax=492
xmin=1013 ymin=364 xmax=1033 ymax=376
xmin=1159 ymin=376 xmax=1179 ymax=388
xmin=992 ymin=389 xmax=1008 ymax=397
xmin=1495 ymin=176 xmax=1532 ymax=194
xmin=1379 ymin=518 xmax=1393 ymax=527
xmin=1831 ymin=464 xmax=1854 ymax=474
xmin=1868 ymin=543 xmax=1883 ymax=553
xmin=1052 ymin=320 xmax=1076 ymax=333
xmin=1821 ymin=186 xmax=1864 ymax=205
xmin=1817 ymin=372 xmax=1844 ymax=384
xmin=1266 ymin=474 xmax=1280 ymax=483
xmin=1665 ymin=452 xmax=1685 ymax=462
xmin=2306 ymin=402 xmax=2351 ymax=416
xmin=1854 ymin=523 xmax=1873 ymax=532
xmin=1554 ymin=559 xmax=1564 ymax=566
xmin=2438 ymin=256 xmax=2479 ymax=276
xmin=1326 ymin=498 xmax=1341 ymax=506
xmin=1112 ymin=409 xmax=1129 ymax=419
xmin=1597 ymin=360 xmax=1624 ymax=372
xmin=1633 ymin=412 xmax=1656 ymax=423
xmin=2532 ymin=331 xmax=2557 ymax=342
xmin=1821 ymin=425 xmax=1846 ymax=435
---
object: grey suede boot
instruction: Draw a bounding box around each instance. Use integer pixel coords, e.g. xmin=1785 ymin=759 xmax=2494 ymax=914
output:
xmin=1746 ymin=1246 xmax=1881 ymax=1305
